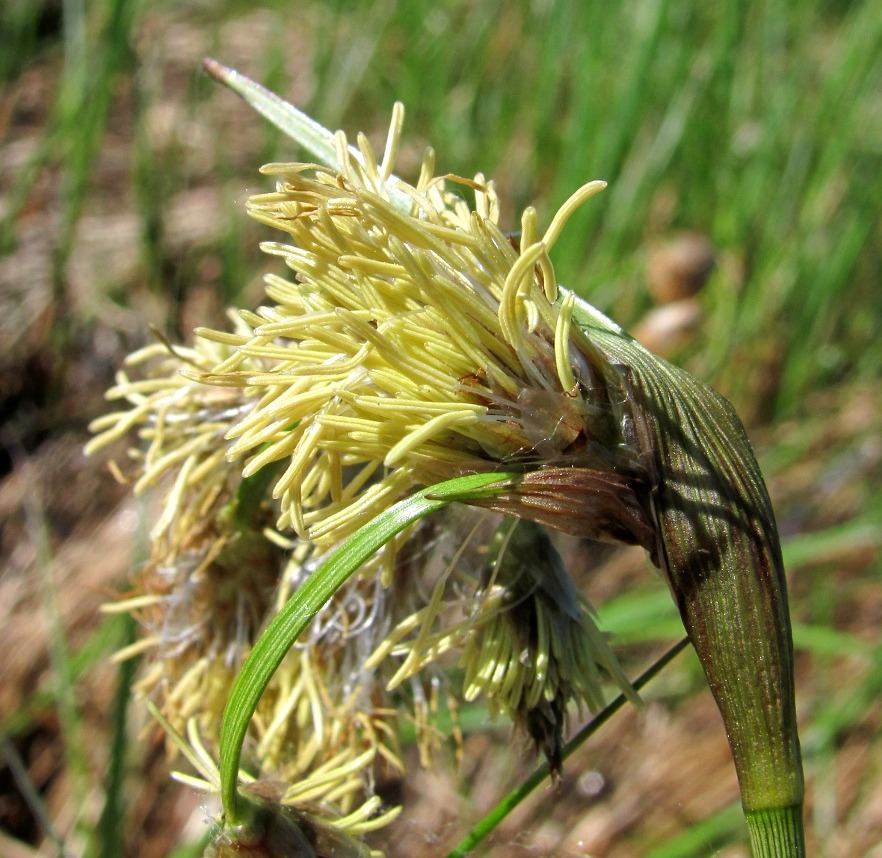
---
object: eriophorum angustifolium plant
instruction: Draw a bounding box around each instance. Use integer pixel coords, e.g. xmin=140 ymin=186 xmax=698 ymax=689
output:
xmin=87 ymin=60 xmax=805 ymax=857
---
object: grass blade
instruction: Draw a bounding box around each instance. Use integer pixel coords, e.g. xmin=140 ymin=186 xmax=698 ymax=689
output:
xmin=217 ymin=471 xmax=518 ymax=822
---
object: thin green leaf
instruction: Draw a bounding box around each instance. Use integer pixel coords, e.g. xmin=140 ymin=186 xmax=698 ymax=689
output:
xmin=218 ymin=471 xmax=518 ymax=822
xmin=791 ymin=622 xmax=873 ymax=661
xmin=647 ymin=802 xmax=745 ymax=858
xmin=597 ymin=587 xmax=684 ymax=643
xmin=203 ymin=58 xmax=343 ymax=169
xmin=201 ymin=57 xmax=414 ymax=213
xmin=95 ymin=614 xmax=138 ymax=858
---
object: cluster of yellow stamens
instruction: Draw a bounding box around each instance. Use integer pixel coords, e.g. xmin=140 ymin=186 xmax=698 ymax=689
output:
xmin=88 ymin=97 xmax=635 ymax=851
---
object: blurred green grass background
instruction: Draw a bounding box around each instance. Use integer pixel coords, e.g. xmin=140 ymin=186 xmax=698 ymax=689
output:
xmin=1 ymin=1 xmax=880 ymax=856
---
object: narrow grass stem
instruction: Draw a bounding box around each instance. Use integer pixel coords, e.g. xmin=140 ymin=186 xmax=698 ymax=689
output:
xmin=0 ymin=738 xmax=74 ymax=858
xmin=446 ymin=637 xmax=690 ymax=858
xmin=95 ymin=614 xmax=138 ymax=858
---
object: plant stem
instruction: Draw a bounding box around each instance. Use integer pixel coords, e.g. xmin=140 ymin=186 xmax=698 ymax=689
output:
xmin=746 ymin=806 xmax=806 ymax=858
xmin=446 ymin=637 xmax=690 ymax=858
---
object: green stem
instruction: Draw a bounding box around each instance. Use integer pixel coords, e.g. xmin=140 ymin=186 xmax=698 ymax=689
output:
xmin=746 ymin=807 xmax=806 ymax=858
xmin=446 ymin=638 xmax=690 ymax=858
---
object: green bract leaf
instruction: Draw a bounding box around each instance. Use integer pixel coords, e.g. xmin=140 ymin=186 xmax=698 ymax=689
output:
xmin=202 ymin=58 xmax=414 ymax=213
xmin=566 ymin=289 xmax=806 ymax=855
xmin=203 ymin=58 xmax=345 ymax=172
xmin=217 ymin=471 xmax=518 ymax=823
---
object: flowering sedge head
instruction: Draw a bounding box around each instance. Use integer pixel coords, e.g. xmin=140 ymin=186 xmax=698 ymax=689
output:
xmin=91 ymin=63 xmax=804 ymax=855
xmin=368 ymin=514 xmax=637 ymax=772
xmin=176 ymin=101 xmax=651 ymax=770
xmin=88 ymin=338 xmax=406 ymax=818
xmin=87 ymin=94 xmax=647 ymax=834
xmin=188 ymin=102 xmax=645 ymax=550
